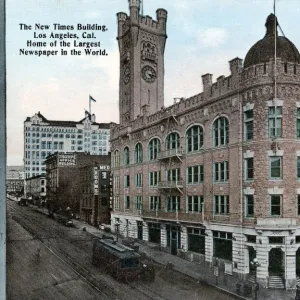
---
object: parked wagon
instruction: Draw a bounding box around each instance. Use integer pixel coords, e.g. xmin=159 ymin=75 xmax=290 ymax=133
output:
xmin=18 ymin=198 xmax=28 ymax=206
xmin=92 ymin=238 xmax=142 ymax=281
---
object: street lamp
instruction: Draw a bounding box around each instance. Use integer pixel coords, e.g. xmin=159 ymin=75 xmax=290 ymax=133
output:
xmin=250 ymin=258 xmax=260 ymax=300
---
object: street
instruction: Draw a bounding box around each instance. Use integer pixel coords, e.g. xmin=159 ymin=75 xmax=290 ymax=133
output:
xmin=6 ymin=199 xmax=238 ymax=300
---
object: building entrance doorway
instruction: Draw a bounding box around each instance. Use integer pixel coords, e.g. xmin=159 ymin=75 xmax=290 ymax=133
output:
xmin=166 ymin=225 xmax=181 ymax=255
xmin=296 ymin=248 xmax=300 ymax=277
xmin=268 ymin=248 xmax=284 ymax=276
xmin=248 ymin=246 xmax=256 ymax=274
xmin=137 ymin=221 xmax=143 ymax=240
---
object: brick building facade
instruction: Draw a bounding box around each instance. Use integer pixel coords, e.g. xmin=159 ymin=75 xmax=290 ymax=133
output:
xmin=25 ymin=174 xmax=46 ymax=203
xmin=45 ymin=152 xmax=111 ymax=223
xmin=110 ymin=1 xmax=300 ymax=290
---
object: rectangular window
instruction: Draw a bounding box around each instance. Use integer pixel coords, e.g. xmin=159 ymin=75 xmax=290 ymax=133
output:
xmin=124 ymin=196 xmax=130 ymax=209
xmin=114 ymin=196 xmax=120 ymax=209
xmin=100 ymin=185 xmax=108 ymax=193
xmin=298 ymin=195 xmax=300 ymax=215
xmin=187 ymin=196 xmax=204 ymax=213
xmin=245 ymin=157 xmax=254 ymax=180
xmin=244 ymin=109 xmax=253 ymax=140
xmin=214 ymin=195 xmax=230 ymax=215
xmin=187 ymin=228 xmax=205 ymax=254
xmin=187 ymin=165 xmax=204 ymax=184
xmin=245 ymin=195 xmax=254 ymax=217
xmin=135 ymin=173 xmax=143 ymax=187
xmin=268 ymin=106 xmax=282 ymax=138
xmin=149 ymin=171 xmax=160 ymax=186
xmin=114 ymin=176 xmax=120 ymax=189
xmin=297 ymin=108 xmax=300 ymax=139
xmin=166 ymin=196 xmax=180 ymax=212
xmin=149 ymin=196 xmax=161 ymax=210
xmin=124 ymin=175 xmax=130 ymax=188
xmin=270 ymin=195 xmax=282 ymax=216
xmin=166 ymin=168 xmax=180 ymax=182
xmin=213 ymin=231 xmax=232 ymax=261
xmin=214 ymin=161 xmax=229 ymax=182
xmin=135 ymin=196 xmax=142 ymax=210
xmin=270 ymin=156 xmax=282 ymax=179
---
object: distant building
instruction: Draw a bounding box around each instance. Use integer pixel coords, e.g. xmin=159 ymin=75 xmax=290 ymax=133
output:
xmin=25 ymin=174 xmax=46 ymax=203
xmin=6 ymin=166 xmax=24 ymax=179
xmin=80 ymin=163 xmax=112 ymax=226
xmin=45 ymin=152 xmax=111 ymax=220
xmin=6 ymin=166 xmax=24 ymax=195
xmin=24 ymin=111 xmax=111 ymax=178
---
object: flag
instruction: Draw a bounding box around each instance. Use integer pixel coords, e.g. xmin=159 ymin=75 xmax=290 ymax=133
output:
xmin=89 ymin=95 xmax=96 ymax=103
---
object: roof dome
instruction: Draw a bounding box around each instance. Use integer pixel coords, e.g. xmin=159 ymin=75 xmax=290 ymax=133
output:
xmin=244 ymin=14 xmax=300 ymax=69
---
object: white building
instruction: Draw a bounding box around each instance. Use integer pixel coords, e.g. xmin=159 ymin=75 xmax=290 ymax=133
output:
xmin=24 ymin=111 xmax=111 ymax=178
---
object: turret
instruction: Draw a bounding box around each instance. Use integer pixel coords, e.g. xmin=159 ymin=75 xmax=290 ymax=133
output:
xmin=229 ymin=57 xmax=243 ymax=87
xmin=202 ymin=74 xmax=213 ymax=97
xmin=156 ymin=8 xmax=168 ymax=32
xmin=128 ymin=0 xmax=140 ymax=23
xmin=117 ymin=12 xmax=128 ymax=38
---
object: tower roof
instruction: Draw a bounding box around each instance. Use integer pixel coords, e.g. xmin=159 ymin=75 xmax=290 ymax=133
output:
xmin=244 ymin=14 xmax=300 ymax=69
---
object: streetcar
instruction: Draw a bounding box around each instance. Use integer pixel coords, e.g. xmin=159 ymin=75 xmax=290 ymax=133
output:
xmin=92 ymin=238 xmax=142 ymax=281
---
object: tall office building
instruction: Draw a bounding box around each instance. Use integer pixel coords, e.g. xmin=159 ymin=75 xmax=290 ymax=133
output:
xmin=24 ymin=111 xmax=111 ymax=178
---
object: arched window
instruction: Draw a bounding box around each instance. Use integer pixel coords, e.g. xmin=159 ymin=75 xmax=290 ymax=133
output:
xmin=135 ymin=143 xmax=143 ymax=163
xmin=123 ymin=146 xmax=130 ymax=165
xmin=213 ymin=117 xmax=229 ymax=147
xmin=148 ymin=138 xmax=161 ymax=160
xmin=113 ymin=150 xmax=120 ymax=168
xmin=186 ymin=126 xmax=204 ymax=153
xmin=166 ymin=132 xmax=180 ymax=150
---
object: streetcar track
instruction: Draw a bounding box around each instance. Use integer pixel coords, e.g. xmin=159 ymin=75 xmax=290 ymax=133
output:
xmin=8 ymin=201 xmax=120 ymax=300
xmin=7 ymin=201 xmax=173 ymax=300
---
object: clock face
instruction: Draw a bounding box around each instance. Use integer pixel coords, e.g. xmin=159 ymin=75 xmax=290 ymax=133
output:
xmin=142 ymin=65 xmax=156 ymax=83
xmin=123 ymin=67 xmax=130 ymax=84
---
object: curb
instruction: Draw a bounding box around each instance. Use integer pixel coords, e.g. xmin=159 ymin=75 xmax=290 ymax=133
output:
xmin=30 ymin=205 xmax=250 ymax=300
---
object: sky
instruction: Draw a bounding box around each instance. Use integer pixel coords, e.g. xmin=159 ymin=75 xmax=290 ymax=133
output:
xmin=6 ymin=0 xmax=300 ymax=166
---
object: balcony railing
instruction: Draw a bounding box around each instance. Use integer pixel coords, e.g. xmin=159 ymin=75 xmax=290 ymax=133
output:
xmin=141 ymin=210 xmax=204 ymax=223
xmin=158 ymin=180 xmax=183 ymax=190
xmin=157 ymin=149 xmax=183 ymax=161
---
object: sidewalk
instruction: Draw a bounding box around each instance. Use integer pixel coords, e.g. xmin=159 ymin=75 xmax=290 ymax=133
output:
xmin=31 ymin=205 xmax=296 ymax=300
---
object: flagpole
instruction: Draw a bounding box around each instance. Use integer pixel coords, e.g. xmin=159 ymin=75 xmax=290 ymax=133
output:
xmin=89 ymin=95 xmax=91 ymax=115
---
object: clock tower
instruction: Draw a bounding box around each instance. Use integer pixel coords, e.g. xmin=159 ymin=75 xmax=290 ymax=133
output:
xmin=117 ymin=0 xmax=167 ymax=126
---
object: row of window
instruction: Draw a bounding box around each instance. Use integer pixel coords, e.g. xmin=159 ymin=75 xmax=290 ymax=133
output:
xmin=25 ymin=132 xmax=109 ymax=139
xmin=112 ymin=107 xmax=300 ymax=167
xmin=244 ymin=194 xmax=299 ymax=218
xmin=114 ymin=195 xmax=205 ymax=212
xmin=25 ymin=166 xmax=46 ymax=171
xmin=115 ymin=156 xmax=300 ymax=186
xmin=26 ymin=126 xmax=109 ymax=134
xmin=114 ymin=194 xmax=300 ymax=218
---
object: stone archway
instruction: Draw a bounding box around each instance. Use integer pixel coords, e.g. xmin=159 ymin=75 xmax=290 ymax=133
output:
xmin=268 ymin=248 xmax=284 ymax=276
